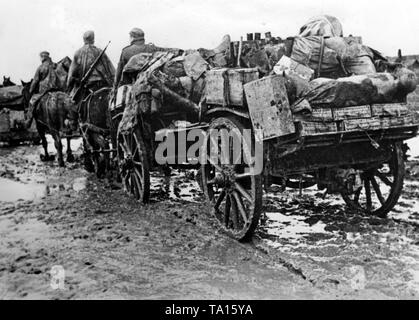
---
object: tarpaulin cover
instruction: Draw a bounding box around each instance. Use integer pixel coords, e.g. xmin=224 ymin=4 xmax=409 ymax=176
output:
xmin=0 ymin=86 xmax=24 ymax=110
xmin=299 ymin=15 xmax=343 ymax=37
xmin=301 ymin=70 xmax=417 ymax=108
xmin=0 ymin=86 xmax=23 ymax=103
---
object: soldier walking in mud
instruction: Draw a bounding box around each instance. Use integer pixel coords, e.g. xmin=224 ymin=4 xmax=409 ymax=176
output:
xmin=67 ymin=30 xmax=115 ymax=104
xmin=25 ymin=51 xmax=60 ymax=128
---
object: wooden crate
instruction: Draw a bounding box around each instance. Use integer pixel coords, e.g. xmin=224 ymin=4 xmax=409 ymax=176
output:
xmin=244 ymin=75 xmax=295 ymax=140
xmin=333 ymin=105 xmax=371 ymax=120
xmin=371 ymin=103 xmax=409 ymax=117
xmin=206 ymin=68 xmax=259 ymax=106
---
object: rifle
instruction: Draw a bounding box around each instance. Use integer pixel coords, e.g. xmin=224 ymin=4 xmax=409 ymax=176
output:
xmin=71 ymin=41 xmax=111 ymax=102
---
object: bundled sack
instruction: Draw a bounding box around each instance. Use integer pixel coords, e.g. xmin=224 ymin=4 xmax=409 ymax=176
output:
xmin=197 ymin=34 xmax=231 ymax=68
xmin=291 ymin=36 xmax=376 ymax=79
xmin=301 ymin=68 xmax=417 ymax=108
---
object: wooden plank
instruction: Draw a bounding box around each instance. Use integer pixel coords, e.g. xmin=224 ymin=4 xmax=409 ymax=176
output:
xmin=244 ymin=75 xmax=295 ymax=140
xmin=344 ymin=117 xmax=381 ymax=131
xmin=293 ymin=108 xmax=333 ymax=122
xmin=333 ymin=105 xmax=371 ymax=120
xmin=299 ymin=121 xmax=338 ymax=136
xmin=371 ymin=103 xmax=409 ymax=117
xmin=379 ymin=114 xmax=416 ymax=127
xmin=343 ymin=115 xmax=416 ymax=131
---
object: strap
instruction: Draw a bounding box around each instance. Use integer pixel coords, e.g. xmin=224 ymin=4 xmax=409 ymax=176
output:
xmin=316 ymin=36 xmax=325 ymax=78
xmin=221 ymin=70 xmax=231 ymax=106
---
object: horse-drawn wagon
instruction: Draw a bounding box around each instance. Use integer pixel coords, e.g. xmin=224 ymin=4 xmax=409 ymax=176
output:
xmin=110 ymin=37 xmax=419 ymax=242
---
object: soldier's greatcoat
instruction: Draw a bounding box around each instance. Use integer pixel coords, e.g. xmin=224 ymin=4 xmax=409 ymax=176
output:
xmin=67 ymin=44 xmax=115 ymax=91
xmin=114 ymin=39 xmax=163 ymax=88
xmin=29 ymin=57 xmax=61 ymax=96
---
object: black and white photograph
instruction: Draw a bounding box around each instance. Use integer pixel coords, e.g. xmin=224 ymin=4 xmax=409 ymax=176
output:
xmin=1 ymin=0 xmax=419 ymax=306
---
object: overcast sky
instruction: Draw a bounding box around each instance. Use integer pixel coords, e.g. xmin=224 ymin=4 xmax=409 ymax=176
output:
xmin=1 ymin=0 xmax=419 ymax=81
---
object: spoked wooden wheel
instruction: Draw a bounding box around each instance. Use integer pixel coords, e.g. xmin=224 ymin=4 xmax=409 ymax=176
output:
xmin=341 ymin=141 xmax=405 ymax=218
xmin=201 ymin=116 xmax=263 ymax=242
xmin=117 ymin=127 xmax=150 ymax=203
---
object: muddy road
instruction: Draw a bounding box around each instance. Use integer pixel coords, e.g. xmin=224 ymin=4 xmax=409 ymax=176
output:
xmin=1 ymin=137 xmax=419 ymax=299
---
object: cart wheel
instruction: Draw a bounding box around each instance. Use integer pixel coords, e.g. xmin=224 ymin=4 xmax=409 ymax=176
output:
xmin=117 ymin=127 xmax=150 ymax=203
xmin=201 ymin=116 xmax=263 ymax=242
xmin=341 ymin=141 xmax=405 ymax=218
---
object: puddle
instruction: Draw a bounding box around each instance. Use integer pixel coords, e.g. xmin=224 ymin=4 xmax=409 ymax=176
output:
xmin=0 ymin=177 xmax=45 ymax=202
xmin=150 ymin=170 xmax=201 ymax=202
xmin=262 ymin=211 xmax=329 ymax=240
xmin=45 ymin=135 xmax=83 ymax=153
xmin=407 ymin=136 xmax=419 ymax=158
xmin=0 ymin=176 xmax=87 ymax=202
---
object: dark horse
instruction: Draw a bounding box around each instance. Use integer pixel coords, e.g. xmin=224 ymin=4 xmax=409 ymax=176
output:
xmin=22 ymin=82 xmax=79 ymax=167
xmin=79 ymin=87 xmax=112 ymax=177
xmin=1 ymin=76 xmax=16 ymax=87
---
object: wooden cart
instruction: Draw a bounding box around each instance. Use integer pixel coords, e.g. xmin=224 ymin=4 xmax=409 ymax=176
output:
xmin=116 ymin=67 xmax=419 ymax=242
xmin=0 ymin=108 xmax=40 ymax=146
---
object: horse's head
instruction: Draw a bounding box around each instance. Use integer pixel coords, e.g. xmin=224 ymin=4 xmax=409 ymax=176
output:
xmin=57 ymin=56 xmax=72 ymax=73
xmin=21 ymin=79 xmax=32 ymax=110
xmin=3 ymin=76 xmax=15 ymax=87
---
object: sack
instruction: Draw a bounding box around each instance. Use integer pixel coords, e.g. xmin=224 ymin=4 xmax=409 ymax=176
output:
xmin=291 ymin=36 xmax=343 ymax=78
xmin=162 ymin=56 xmax=186 ymax=78
xmin=123 ymin=53 xmax=154 ymax=74
xmin=183 ymin=52 xmax=209 ymax=81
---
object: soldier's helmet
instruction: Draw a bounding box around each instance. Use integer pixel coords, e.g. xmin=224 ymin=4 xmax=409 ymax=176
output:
xmin=83 ymin=30 xmax=95 ymax=44
xmin=39 ymin=51 xmax=50 ymax=61
xmin=129 ymin=28 xmax=144 ymax=40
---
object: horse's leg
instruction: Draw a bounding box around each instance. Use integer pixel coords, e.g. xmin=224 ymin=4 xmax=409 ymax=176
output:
xmin=66 ymin=137 xmax=75 ymax=162
xmin=37 ymin=123 xmax=50 ymax=161
xmin=53 ymin=133 xmax=65 ymax=167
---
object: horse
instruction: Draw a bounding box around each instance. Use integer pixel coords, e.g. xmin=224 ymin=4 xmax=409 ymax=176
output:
xmin=55 ymin=56 xmax=72 ymax=91
xmin=23 ymin=82 xmax=79 ymax=167
xmin=78 ymin=87 xmax=112 ymax=178
xmin=2 ymin=76 xmax=16 ymax=87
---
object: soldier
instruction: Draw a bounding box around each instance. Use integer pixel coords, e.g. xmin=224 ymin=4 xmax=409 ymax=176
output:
xmin=113 ymin=28 xmax=164 ymax=90
xmin=25 ymin=51 xmax=60 ymax=128
xmin=67 ymin=30 xmax=115 ymax=103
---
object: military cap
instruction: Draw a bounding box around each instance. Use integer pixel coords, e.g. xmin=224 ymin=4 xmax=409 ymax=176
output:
xmin=83 ymin=30 xmax=95 ymax=44
xmin=129 ymin=28 xmax=144 ymax=40
xmin=39 ymin=51 xmax=50 ymax=57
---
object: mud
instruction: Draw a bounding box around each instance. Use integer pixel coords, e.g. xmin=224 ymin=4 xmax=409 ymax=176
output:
xmin=1 ymin=136 xmax=419 ymax=299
